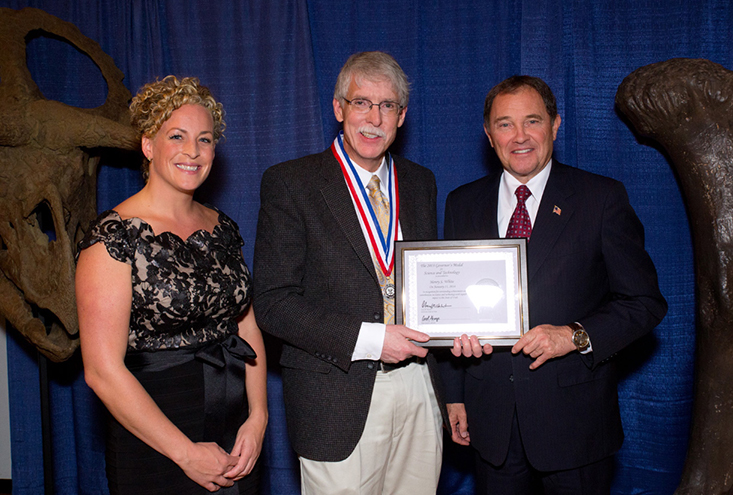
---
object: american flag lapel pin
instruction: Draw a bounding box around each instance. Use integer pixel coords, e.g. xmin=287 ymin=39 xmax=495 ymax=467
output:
xmin=553 ymin=205 xmax=562 ymax=216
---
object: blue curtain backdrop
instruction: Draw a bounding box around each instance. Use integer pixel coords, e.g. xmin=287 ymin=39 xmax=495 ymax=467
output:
xmin=2 ymin=0 xmax=714 ymax=493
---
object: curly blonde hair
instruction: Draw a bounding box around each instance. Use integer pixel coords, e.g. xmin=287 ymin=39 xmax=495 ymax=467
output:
xmin=130 ymin=75 xmax=226 ymax=179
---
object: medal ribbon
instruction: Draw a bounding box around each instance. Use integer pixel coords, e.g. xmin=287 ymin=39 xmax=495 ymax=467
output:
xmin=331 ymin=132 xmax=399 ymax=276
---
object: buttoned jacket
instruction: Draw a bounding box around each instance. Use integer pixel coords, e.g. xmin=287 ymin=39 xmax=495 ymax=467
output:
xmin=439 ymin=162 xmax=667 ymax=471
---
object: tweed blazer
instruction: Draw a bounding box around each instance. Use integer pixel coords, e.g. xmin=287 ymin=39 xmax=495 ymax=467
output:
xmin=254 ymin=147 xmax=444 ymax=462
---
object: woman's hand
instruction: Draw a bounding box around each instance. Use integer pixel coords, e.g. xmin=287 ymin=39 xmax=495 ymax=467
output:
xmin=224 ymin=410 xmax=267 ymax=480
xmin=225 ymin=307 xmax=269 ymax=481
xmin=178 ymin=441 xmax=238 ymax=491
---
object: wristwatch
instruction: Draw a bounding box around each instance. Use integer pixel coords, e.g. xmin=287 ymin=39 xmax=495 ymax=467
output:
xmin=568 ymin=322 xmax=590 ymax=352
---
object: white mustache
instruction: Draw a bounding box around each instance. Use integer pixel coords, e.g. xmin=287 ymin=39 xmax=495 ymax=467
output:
xmin=358 ymin=126 xmax=386 ymax=138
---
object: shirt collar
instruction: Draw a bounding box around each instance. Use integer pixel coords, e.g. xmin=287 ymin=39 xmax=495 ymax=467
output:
xmin=354 ymin=156 xmax=389 ymax=194
xmin=501 ymin=159 xmax=553 ymax=202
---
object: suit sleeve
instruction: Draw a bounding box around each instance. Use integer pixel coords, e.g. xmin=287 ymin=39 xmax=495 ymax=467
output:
xmin=578 ymin=181 xmax=668 ymax=366
xmin=436 ymin=189 xmax=467 ymax=404
xmin=443 ymin=190 xmax=457 ymax=240
xmin=252 ymin=166 xmax=361 ymax=372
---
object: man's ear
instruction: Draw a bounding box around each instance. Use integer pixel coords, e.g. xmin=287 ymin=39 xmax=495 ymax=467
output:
xmin=551 ymin=115 xmax=562 ymax=140
xmin=484 ymin=125 xmax=495 ymax=148
xmin=333 ymin=98 xmax=345 ymax=123
xmin=396 ymin=106 xmax=407 ymax=128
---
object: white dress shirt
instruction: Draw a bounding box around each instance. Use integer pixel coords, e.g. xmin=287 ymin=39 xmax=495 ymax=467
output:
xmin=497 ymin=160 xmax=552 ymax=236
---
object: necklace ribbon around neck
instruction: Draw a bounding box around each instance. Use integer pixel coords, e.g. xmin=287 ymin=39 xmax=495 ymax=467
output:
xmin=331 ymin=132 xmax=399 ymax=276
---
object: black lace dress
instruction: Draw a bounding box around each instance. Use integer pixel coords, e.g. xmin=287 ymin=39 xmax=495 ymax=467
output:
xmin=78 ymin=209 xmax=259 ymax=495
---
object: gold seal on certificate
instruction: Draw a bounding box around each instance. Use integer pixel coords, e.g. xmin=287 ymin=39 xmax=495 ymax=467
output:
xmin=394 ymin=239 xmax=529 ymax=346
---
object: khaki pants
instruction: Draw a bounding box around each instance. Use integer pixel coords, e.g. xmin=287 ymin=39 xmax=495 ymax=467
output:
xmin=300 ymin=362 xmax=443 ymax=495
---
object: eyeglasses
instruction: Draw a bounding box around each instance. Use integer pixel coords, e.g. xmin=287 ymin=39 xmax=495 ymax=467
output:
xmin=343 ymin=98 xmax=403 ymax=116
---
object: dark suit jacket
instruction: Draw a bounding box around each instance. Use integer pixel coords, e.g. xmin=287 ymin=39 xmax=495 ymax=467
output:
xmin=439 ymin=162 xmax=667 ymax=471
xmin=253 ymin=148 xmax=444 ymax=462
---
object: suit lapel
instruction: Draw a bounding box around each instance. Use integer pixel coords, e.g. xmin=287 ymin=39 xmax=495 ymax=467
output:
xmin=318 ymin=150 xmax=380 ymax=283
xmin=527 ymin=164 xmax=574 ymax=282
xmin=473 ymin=174 xmax=501 ymax=238
xmin=394 ymin=158 xmax=417 ymax=239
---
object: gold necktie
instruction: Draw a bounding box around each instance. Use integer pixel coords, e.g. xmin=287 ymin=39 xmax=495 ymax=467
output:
xmin=367 ymin=175 xmax=390 ymax=237
xmin=366 ymin=175 xmax=395 ymax=324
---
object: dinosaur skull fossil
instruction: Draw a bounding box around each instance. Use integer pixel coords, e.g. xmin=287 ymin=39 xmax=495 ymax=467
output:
xmin=0 ymin=7 xmax=139 ymax=361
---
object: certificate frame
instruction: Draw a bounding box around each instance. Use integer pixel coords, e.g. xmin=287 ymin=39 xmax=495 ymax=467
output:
xmin=395 ymin=239 xmax=529 ymax=346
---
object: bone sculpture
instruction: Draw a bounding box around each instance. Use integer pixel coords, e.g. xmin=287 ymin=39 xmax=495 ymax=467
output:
xmin=616 ymin=58 xmax=733 ymax=494
xmin=0 ymin=7 xmax=138 ymax=362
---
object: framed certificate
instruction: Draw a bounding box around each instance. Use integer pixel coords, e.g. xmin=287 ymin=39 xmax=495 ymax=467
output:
xmin=395 ymin=239 xmax=529 ymax=346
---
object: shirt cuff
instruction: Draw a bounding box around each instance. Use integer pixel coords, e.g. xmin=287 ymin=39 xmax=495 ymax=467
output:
xmin=352 ymin=322 xmax=386 ymax=361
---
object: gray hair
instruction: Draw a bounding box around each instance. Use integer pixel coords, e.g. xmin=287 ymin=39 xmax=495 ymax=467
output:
xmin=334 ymin=51 xmax=410 ymax=108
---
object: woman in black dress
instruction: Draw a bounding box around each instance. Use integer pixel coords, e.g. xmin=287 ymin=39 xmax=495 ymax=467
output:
xmin=76 ymin=76 xmax=267 ymax=494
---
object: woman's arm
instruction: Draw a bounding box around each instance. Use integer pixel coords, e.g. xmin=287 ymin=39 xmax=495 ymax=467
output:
xmin=225 ymin=306 xmax=268 ymax=480
xmin=76 ymin=242 xmax=237 ymax=491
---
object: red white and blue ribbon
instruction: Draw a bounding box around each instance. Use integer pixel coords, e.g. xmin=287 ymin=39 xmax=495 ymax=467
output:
xmin=331 ymin=132 xmax=399 ymax=276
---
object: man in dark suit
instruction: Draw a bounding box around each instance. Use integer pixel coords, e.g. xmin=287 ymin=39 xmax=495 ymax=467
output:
xmin=253 ymin=52 xmax=444 ymax=494
xmin=440 ymin=76 xmax=667 ymax=494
